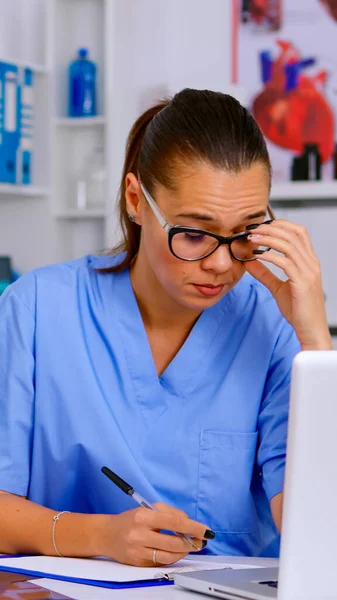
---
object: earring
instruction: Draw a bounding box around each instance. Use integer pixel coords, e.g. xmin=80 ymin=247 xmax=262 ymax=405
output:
xmin=128 ymin=214 xmax=135 ymax=222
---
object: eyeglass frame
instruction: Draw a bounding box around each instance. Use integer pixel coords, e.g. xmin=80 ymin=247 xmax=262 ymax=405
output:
xmin=138 ymin=180 xmax=275 ymax=263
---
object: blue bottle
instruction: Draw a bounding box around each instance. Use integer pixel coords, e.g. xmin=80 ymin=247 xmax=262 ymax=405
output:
xmin=68 ymin=48 xmax=97 ymax=117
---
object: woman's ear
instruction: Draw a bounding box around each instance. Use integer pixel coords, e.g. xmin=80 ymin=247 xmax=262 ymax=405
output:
xmin=125 ymin=173 xmax=142 ymax=225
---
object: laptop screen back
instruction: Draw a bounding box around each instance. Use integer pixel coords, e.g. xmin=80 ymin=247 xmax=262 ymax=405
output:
xmin=278 ymin=351 xmax=337 ymax=600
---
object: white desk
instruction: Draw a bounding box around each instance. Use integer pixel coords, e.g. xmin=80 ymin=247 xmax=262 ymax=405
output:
xmin=30 ymin=556 xmax=278 ymax=600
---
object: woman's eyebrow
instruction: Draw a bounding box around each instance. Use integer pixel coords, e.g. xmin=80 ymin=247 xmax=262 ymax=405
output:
xmin=175 ymin=210 xmax=267 ymax=222
xmin=245 ymin=210 xmax=266 ymax=220
xmin=176 ymin=212 xmax=215 ymax=221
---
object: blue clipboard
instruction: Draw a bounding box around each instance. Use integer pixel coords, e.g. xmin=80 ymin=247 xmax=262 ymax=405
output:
xmin=0 ymin=557 xmax=173 ymax=590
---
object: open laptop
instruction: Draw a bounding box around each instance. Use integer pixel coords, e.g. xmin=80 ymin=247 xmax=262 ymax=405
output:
xmin=175 ymin=351 xmax=337 ymax=600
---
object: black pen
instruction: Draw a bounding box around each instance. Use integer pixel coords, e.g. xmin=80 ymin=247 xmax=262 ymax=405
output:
xmin=101 ymin=466 xmax=200 ymax=551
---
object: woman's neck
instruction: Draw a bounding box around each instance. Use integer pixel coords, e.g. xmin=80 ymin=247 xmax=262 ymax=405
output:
xmin=130 ymin=255 xmax=201 ymax=333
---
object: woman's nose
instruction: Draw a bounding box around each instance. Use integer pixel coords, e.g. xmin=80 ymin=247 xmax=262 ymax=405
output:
xmin=200 ymin=244 xmax=234 ymax=273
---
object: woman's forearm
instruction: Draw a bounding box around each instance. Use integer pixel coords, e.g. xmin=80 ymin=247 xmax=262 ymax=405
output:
xmin=0 ymin=492 xmax=104 ymax=557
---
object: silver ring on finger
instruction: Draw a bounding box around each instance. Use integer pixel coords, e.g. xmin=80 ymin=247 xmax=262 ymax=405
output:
xmin=153 ymin=548 xmax=157 ymax=565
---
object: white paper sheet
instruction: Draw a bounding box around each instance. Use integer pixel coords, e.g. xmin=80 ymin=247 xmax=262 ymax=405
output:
xmin=0 ymin=555 xmax=263 ymax=583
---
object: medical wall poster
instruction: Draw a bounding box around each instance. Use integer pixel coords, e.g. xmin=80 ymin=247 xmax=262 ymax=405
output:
xmin=237 ymin=0 xmax=337 ymax=184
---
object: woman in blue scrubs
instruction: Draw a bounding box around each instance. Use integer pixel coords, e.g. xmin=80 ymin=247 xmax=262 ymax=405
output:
xmin=0 ymin=89 xmax=331 ymax=566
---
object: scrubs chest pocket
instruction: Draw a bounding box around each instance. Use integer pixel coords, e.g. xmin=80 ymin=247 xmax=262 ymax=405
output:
xmin=196 ymin=431 xmax=259 ymax=534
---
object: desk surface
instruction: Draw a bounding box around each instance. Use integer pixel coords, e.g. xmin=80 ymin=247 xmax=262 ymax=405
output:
xmin=0 ymin=571 xmax=71 ymax=599
xmin=26 ymin=556 xmax=279 ymax=600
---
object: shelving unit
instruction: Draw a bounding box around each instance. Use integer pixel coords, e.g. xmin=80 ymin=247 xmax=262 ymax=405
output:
xmin=0 ymin=184 xmax=49 ymax=197
xmin=55 ymin=209 xmax=108 ymax=220
xmin=50 ymin=0 xmax=114 ymax=260
xmin=0 ymin=0 xmax=52 ymax=198
xmin=0 ymin=60 xmax=50 ymax=75
xmin=55 ymin=116 xmax=107 ymax=128
xmin=271 ymin=181 xmax=337 ymax=202
xmin=0 ymin=0 xmax=115 ymax=265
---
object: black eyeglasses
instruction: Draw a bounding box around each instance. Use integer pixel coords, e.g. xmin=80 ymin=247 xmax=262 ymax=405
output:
xmin=139 ymin=181 xmax=274 ymax=263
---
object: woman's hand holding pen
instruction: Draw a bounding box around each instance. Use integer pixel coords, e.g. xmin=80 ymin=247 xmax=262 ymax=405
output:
xmin=244 ymin=219 xmax=332 ymax=351
xmin=95 ymin=503 xmax=214 ymax=567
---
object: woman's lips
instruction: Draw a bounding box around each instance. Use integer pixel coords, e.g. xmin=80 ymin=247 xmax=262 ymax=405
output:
xmin=192 ymin=283 xmax=225 ymax=297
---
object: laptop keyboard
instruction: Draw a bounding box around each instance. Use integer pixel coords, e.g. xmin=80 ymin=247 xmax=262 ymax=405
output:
xmin=259 ymin=580 xmax=278 ymax=589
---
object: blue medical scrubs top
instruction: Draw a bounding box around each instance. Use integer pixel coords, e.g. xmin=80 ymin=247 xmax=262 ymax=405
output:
xmin=0 ymin=254 xmax=300 ymax=557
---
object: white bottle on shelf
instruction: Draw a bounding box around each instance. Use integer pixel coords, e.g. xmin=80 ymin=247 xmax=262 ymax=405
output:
xmin=85 ymin=146 xmax=107 ymax=210
xmin=72 ymin=146 xmax=107 ymax=211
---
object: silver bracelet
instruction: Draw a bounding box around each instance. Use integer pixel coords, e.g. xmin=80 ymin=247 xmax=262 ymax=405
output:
xmin=52 ymin=511 xmax=71 ymax=557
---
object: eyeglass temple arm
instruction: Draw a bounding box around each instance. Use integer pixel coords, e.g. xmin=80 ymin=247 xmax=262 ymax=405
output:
xmin=139 ymin=182 xmax=169 ymax=230
xmin=267 ymin=204 xmax=276 ymax=220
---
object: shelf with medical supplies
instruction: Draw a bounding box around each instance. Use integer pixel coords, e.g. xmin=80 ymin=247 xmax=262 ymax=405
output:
xmin=55 ymin=116 xmax=107 ymax=128
xmin=0 ymin=58 xmax=50 ymax=75
xmin=270 ymin=181 xmax=337 ymax=201
xmin=51 ymin=0 xmax=113 ymax=260
xmin=55 ymin=209 xmax=108 ymax=219
xmin=0 ymin=184 xmax=50 ymax=197
xmin=0 ymin=57 xmax=50 ymax=190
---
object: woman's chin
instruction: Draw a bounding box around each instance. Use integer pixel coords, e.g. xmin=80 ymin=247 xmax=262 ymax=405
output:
xmin=178 ymin=285 xmax=231 ymax=311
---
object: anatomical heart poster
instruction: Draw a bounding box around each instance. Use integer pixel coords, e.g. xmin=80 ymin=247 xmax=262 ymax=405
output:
xmin=238 ymin=0 xmax=337 ymax=183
